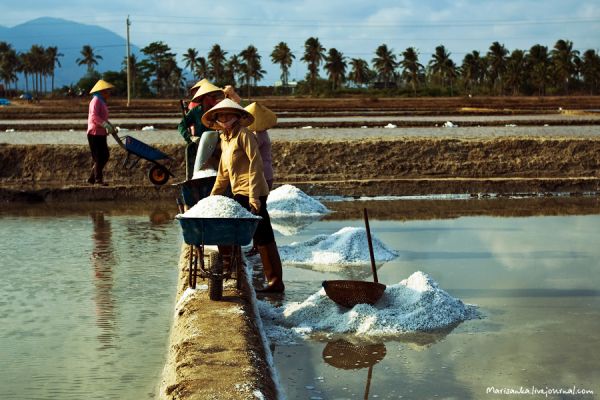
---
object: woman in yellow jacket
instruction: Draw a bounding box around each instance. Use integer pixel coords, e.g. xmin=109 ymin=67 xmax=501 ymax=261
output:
xmin=202 ymin=99 xmax=284 ymax=293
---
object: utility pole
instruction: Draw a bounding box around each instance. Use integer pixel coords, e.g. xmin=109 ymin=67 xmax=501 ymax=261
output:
xmin=126 ymin=15 xmax=131 ymax=107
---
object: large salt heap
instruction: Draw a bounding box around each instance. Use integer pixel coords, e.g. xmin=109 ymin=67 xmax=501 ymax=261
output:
xmin=267 ymin=184 xmax=330 ymax=217
xmin=258 ymin=271 xmax=479 ymax=343
xmin=279 ymin=226 xmax=398 ymax=265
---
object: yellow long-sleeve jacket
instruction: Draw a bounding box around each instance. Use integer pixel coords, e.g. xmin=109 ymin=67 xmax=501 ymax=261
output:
xmin=210 ymin=126 xmax=269 ymax=200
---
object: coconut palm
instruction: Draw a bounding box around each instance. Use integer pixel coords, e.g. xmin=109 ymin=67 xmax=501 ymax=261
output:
xmin=0 ymin=42 xmax=19 ymax=92
xmin=45 ymin=46 xmax=63 ymax=92
xmin=527 ymin=44 xmax=551 ymax=96
xmin=239 ymin=45 xmax=265 ymax=98
xmin=428 ymin=45 xmax=458 ymax=95
xmin=270 ymin=42 xmax=295 ymax=86
xmin=76 ymin=45 xmax=102 ymax=74
xmin=580 ymin=49 xmax=600 ymax=95
xmin=461 ymin=51 xmax=485 ymax=93
xmin=400 ymin=47 xmax=424 ymax=96
xmin=551 ymin=39 xmax=580 ymax=94
xmin=182 ymin=48 xmax=199 ymax=79
xmin=324 ymin=48 xmax=346 ymax=91
xmin=196 ymin=57 xmax=209 ymax=81
xmin=504 ymin=49 xmax=527 ymax=96
xmin=224 ymin=54 xmax=242 ymax=86
xmin=301 ymin=37 xmax=326 ymax=92
xmin=208 ymin=44 xmax=227 ymax=85
xmin=486 ymin=41 xmax=508 ymax=94
xmin=348 ymin=58 xmax=372 ymax=87
xmin=372 ymin=44 xmax=398 ymax=88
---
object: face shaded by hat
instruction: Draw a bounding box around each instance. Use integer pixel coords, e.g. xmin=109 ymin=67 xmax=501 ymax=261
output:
xmin=201 ymin=98 xmax=255 ymax=130
xmin=89 ymin=80 xmax=115 ymax=94
xmin=244 ymin=102 xmax=277 ymax=131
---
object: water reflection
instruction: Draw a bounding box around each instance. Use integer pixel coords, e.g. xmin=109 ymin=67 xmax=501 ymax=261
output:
xmin=323 ymin=340 xmax=386 ymax=399
xmin=90 ymin=212 xmax=117 ymax=350
xmin=270 ymin=214 xmax=323 ymax=236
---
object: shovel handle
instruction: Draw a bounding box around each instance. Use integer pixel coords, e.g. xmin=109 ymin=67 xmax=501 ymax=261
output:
xmin=363 ymin=208 xmax=378 ymax=284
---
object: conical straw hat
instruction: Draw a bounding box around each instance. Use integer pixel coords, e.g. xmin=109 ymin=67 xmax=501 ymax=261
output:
xmin=245 ymin=102 xmax=277 ymax=131
xmin=201 ymin=98 xmax=255 ymax=130
xmin=89 ymin=79 xmax=115 ymax=94
xmin=190 ymin=78 xmax=209 ymax=91
xmin=191 ymin=82 xmax=223 ymax=101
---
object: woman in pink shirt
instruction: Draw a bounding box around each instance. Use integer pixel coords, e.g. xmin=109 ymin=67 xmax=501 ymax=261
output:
xmin=87 ymin=80 xmax=116 ymax=185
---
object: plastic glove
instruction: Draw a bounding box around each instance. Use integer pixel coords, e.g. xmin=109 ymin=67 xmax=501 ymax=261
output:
xmin=101 ymin=121 xmax=117 ymax=135
xmin=249 ymin=198 xmax=261 ymax=214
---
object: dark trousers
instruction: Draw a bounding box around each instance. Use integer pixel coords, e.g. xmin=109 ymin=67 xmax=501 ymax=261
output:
xmin=233 ymin=194 xmax=275 ymax=246
xmin=87 ymin=134 xmax=110 ymax=183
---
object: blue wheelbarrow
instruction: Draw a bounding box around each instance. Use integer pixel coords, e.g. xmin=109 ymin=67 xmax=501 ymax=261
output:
xmin=112 ymin=133 xmax=175 ymax=185
xmin=176 ymin=216 xmax=261 ymax=300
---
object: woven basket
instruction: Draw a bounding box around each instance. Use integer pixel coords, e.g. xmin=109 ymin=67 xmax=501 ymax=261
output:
xmin=322 ymin=280 xmax=386 ymax=308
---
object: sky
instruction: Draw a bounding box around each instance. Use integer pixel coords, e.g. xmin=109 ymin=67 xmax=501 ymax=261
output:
xmin=1 ymin=0 xmax=599 ymax=85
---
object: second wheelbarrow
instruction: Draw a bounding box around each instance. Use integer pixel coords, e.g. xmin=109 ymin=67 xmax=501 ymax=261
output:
xmin=111 ymin=132 xmax=175 ymax=185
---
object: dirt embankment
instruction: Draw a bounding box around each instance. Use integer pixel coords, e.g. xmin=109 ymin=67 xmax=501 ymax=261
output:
xmin=1 ymin=137 xmax=599 ymax=200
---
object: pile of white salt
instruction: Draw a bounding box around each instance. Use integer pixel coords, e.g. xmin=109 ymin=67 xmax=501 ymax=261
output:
xmin=267 ymin=184 xmax=330 ymax=217
xmin=178 ymin=195 xmax=259 ymax=219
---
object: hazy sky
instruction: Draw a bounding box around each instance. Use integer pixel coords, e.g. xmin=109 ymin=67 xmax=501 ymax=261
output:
xmin=2 ymin=0 xmax=599 ymax=84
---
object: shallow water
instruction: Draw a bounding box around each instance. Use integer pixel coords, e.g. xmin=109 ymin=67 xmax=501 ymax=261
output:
xmin=0 ymin=203 xmax=181 ymax=400
xmin=268 ymin=209 xmax=600 ymax=399
xmin=2 ymin=125 xmax=600 ymax=145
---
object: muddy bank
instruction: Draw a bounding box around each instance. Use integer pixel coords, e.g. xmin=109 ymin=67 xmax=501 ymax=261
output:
xmin=1 ymin=137 xmax=599 ymax=200
xmin=159 ymin=247 xmax=277 ymax=400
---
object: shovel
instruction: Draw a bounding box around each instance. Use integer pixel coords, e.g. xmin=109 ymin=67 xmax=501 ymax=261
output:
xmin=322 ymin=208 xmax=386 ymax=308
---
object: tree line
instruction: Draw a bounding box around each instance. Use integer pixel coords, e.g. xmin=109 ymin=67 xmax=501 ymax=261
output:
xmin=1 ymin=37 xmax=600 ymax=98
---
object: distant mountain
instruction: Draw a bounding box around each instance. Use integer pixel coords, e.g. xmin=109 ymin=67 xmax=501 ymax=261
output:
xmin=1 ymin=17 xmax=140 ymax=88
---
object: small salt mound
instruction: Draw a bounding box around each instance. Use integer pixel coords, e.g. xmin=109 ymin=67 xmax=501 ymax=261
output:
xmin=178 ymin=195 xmax=259 ymax=219
xmin=116 ymin=126 xmax=129 ymax=132
xmin=192 ymin=168 xmax=217 ymax=180
xmin=443 ymin=121 xmax=457 ymax=128
xmin=267 ymin=184 xmax=330 ymax=217
xmin=141 ymin=125 xmax=155 ymax=131
xmin=258 ymin=271 xmax=479 ymax=342
xmin=5 ymin=129 xmax=15 ymax=132
xmin=301 ymin=126 xmax=313 ymax=129
xmin=279 ymin=226 xmax=398 ymax=265
xmin=384 ymin=123 xmax=397 ymax=128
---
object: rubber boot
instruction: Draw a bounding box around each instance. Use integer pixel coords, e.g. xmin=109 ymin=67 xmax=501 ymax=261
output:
xmin=256 ymin=242 xmax=285 ymax=293
xmin=217 ymin=245 xmax=232 ymax=275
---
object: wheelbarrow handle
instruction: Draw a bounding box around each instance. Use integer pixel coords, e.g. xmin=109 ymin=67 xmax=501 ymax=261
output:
xmin=363 ymin=208 xmax=379 ymax=284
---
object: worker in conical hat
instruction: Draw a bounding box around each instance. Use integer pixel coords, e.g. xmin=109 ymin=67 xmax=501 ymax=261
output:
xmin=87 ymin=79 xmax=116 ymax=185
xmin=203 ymin=99 xmax=285 ymax=294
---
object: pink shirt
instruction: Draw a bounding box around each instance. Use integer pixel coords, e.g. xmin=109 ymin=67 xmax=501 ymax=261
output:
xmin=87 ymin=95 xmax=109 ymax=136
xmin=255 ymin=130 xmax=273 ymax=182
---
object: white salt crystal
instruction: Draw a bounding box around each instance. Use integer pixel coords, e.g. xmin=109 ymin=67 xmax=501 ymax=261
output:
xmin=178 ymin=195 xmax=260 ymax=219
xmin=267 ymin=184 xmax=330 ymax=217
xmin=279 ymin=226 xmax=398 ymax=265
xmin=141 ymin=125 xmax=155 ymax=131
xmin=384 ymin=123 xmax=397 ymax=128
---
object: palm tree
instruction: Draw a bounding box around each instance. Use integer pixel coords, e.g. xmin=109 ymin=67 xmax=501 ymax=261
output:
xmin=45 ymin=46 xmax=63 ymax=92
xmin=428 ymin=45 xmax=458 ymax=95
xmin=182 ymin=48 xmax=199 ymax=79
xmin=208 ymin=44 xmax=227 ymax=85
xmin=461 ymin=51 xmax=485 ymax=94
xmin=0 ymin=42 xmax=19 ymax=92
xmin=76 ymin=45 xmax=102 ymax=75
xmin=239 ymin=45 xmax=265 ymax=98
xmin=400 ymin=47 xmax=424 ymax=96
xmin=486 ymin=41 xmax=508 ymax=94
xmin=224 ymin=54 xmax=242 ymax=86
xmin=551 ymin=39 xmax=580 ymax=94
xmin=270 ymin=42 xmax=295 ymax=86
xmin=527 ymin=44 xmax=551 ymax=96
xmin=372 ymin=44 xmax=398 ymax=88
xmin=504 ymin=49 xmax=526 ymax=95
xmin=348 ymin=58 xmax=371 ymax=87
xmin=29 ymin=45 xmax=46 ymax=95
xmin=580 ymin=49 xmax=600 ymax=95
xmin=324 ymin=48 xmax=346 ymax=91
xmin=301 ymin=37 xmax=326 ymax=93
xmin=196 ymin=57 xmax=209 ymax=80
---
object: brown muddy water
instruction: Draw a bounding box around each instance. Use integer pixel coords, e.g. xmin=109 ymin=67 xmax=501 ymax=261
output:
xmin=266 ymin=198 xmax=600 ymax=399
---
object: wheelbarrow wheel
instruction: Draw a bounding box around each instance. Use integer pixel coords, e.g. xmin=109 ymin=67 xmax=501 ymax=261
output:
xmin=148 ymin=165 xmax=170 ymax=186
xmin=208 ymin=255 xmax=224 ymax=301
